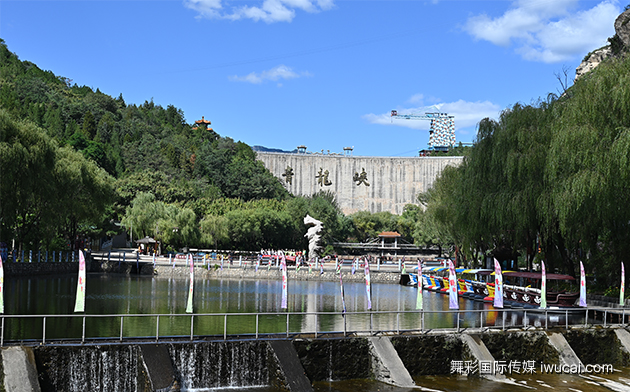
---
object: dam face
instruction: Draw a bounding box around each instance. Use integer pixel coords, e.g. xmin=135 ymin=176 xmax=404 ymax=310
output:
xmin=256 ymin=152 xmax=464 ymax=215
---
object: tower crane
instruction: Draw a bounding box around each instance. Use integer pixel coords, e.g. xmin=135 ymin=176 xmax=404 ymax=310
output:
xmin=390 ymin=110 xmax=455 ymax=151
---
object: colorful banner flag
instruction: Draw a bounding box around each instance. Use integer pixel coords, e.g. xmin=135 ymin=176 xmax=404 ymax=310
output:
xmin=340 ymin=273 xmax=347 ymax=314
xmin=540 ymin=261 xmax=547 ymax=309
xmin=579 ymin=261 xmax=587 ymax=307
xmin=336 ymin=258 xmax=341 ymax=274
xmin=255 ymin=256 xmax=260 ymax=272
xmin=186 ymin=254 xmax=194 ymax=313
xmin=416 ymin=259 xmax=423 ymax=310
xmin=365 ymin=258 xmax=372 ymax=310
xmin=621 ymin=262 xmax=626 ymax=306
xmin=281 ymin=253 xmax=288 ymax=309
xmin=220 ymin=255 xmax=224 ymax=271
xmin=0 ymin=254 xmax=4 ymax=314
xmin=351 ymin=258 xmax=356 ymax=275
xmin=448 ymin=260 xmax=458 ymax=310
xmin=74 ymin=250 xmax=86 ymax=312
xmin=320 ymin=262 xmax=324 ymax=275
xmin=493 ymin=258 xmax=503 ymax=309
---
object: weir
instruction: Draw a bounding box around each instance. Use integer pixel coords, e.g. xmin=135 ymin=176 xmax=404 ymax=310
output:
xmin=3 ymin=328 xmax=629 ymax=391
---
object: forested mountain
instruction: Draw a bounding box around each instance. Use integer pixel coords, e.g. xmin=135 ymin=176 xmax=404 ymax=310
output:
xmin=0 ymin=39 xmax=421 ymax=253
xmin=0 ymin=39 xmax=286 ymax=201
xmin=0 ymin=39 xmax=301 ymax=251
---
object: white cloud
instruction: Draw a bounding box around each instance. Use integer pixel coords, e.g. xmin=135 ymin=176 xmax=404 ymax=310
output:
xmin=229 ymin=64 xmax=312 ymax=84
xmin=407 ymin=94 xmax=425 ymax=105
xmin=363 ymin=100 xmax=501 ymax=132
xmin=184 ymin=0 xmax=223 ymax=19
xmin=464 ymin=0 xmax=620 ymax=63
xmin=184 ymin=0 xmax=335 ymax=23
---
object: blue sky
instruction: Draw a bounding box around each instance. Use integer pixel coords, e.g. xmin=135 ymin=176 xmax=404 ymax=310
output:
xmin=0 ymin=0 xmax=622 ymax=157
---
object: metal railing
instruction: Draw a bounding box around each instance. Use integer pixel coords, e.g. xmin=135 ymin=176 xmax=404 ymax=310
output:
xmin=1 ymin=249 xmax=79 ymax=263
xmin=0 ymin=306 xmax=618 ymax=347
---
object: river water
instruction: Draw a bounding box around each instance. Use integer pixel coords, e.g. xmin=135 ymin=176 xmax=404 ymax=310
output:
xmin=4 ymin=273 xmax=629 ymax=392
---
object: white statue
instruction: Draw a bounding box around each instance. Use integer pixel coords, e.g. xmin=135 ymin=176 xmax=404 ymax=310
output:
xmin=304 ymin=214 xmax=324 ymax=260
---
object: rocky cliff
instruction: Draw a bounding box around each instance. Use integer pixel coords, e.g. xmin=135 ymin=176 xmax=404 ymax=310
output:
xmin=575 ymin=8 xmax=630 ymax=80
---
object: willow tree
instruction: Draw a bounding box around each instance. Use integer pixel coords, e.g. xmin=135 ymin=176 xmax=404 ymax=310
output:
xmin=496 ymin=99 xmax=555 ymax=270
xmin=546 ymin=54 xmax=630 ymax=282
xmin=425 ymin=164 xmax=470 ymax=263
xmin=426 ymin=53 xmax=630 ymax=281
xmin=427 ymin=101 xmax=559 ymax=269
xmin=0 ymin=109 xmax=115 ymax=250
xmin=52 ymin=145 xmax=116 ymax=247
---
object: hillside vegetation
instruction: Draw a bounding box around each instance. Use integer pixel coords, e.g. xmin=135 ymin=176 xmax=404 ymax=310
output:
xmin=425 ymin=50 xmax=630 ymax=287
xmin=0 ymin=39 xmax=428 ymax=253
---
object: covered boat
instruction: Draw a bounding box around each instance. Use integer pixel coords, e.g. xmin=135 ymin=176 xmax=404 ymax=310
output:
xmin=501 ymin=271 xmax=579 ymax=309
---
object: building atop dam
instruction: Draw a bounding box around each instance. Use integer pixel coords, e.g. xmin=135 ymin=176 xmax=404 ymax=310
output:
xmin=256 ymin=149 xmax=463 ymax=215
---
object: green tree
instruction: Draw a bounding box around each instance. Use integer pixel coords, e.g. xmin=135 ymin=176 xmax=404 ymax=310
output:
xmin=82 ymin=110 xmax=96 ymax=139
xmin=121 ymin=192 xmax=164 ymax=240
xmin=0 ymin=110 xmax=114 ymax=249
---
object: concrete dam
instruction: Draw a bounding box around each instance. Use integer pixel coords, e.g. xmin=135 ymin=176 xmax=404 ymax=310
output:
xmin=256 ymin=152 xmax=464 ymax=215
xmin=5 ymin=328 xmax=630 ymax=391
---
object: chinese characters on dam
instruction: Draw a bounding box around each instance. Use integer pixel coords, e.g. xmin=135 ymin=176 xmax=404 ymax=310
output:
xmin=257 ymin=152 xmax=464 ymax=215
xmin=315 ymin=168 xmax=333 ymax=187
xmin=284 ymin=166 xmax=371 ymax=188
xmin=282 ymin=167 xmax=294 ymax=185
xmin=353 ymin=168 xmax=370 ymax=186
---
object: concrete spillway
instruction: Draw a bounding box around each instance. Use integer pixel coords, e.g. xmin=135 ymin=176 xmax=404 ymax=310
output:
xmin=368 ymin=336 xmax=416 ymax=387
xmin=2 ymin=328 xmax=627 ymax=391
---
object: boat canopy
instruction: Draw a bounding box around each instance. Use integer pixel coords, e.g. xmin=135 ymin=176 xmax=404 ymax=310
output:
xmin=461 ymin=269 xmax=493 ymax=274
xmin=425 ymin=267 xmax=448 ymax=272
xmin=503 ymin=271 xmax=575 ymax=281
xmin=490 ymin=270 xmax=516 ymax=275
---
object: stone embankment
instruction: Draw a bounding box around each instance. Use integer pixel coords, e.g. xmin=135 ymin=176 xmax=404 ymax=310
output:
xmin=154 ymin=264 xmax=403 ymax=284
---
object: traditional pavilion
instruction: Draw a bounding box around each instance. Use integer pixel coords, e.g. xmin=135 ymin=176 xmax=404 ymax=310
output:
xmin=378 ymin=231 xmax=401 ymax=249
xmin=192 ymin=116 xmax=213 ymax=132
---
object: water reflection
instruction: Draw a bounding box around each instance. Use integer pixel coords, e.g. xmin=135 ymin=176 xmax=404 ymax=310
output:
xmin=2 ymin=273 xmax=587 ymax=341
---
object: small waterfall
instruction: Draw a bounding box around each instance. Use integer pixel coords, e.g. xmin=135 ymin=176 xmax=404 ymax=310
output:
xmin=169 ymin=341 xmax=271 ymax=390
xmin=36 ymin=345 xmax=140 ymax=392
xmin=328 ymin=340 xmax=333 ymax=381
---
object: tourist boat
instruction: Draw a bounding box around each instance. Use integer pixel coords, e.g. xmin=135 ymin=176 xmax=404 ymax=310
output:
xmin=458 ymin=269 xmax=494 ymax=300
xmin=500 ymin=271 xmax=579 ymax=309
xmin=425 ymin=267 xmax=447 ymax=291
xmin=482 ymin=282 xmax=496 ymax=303
xmin=404 ymin=262 xmax=454 ymax=290
xmin=437 ymin=268 xmax=467 ymax=294
xmin=405 ymin=267 xmax=447 ymax=291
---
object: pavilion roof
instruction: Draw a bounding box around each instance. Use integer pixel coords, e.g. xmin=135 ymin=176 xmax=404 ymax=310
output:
xmin=378 ymin=231 xmax=401 ymax=238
